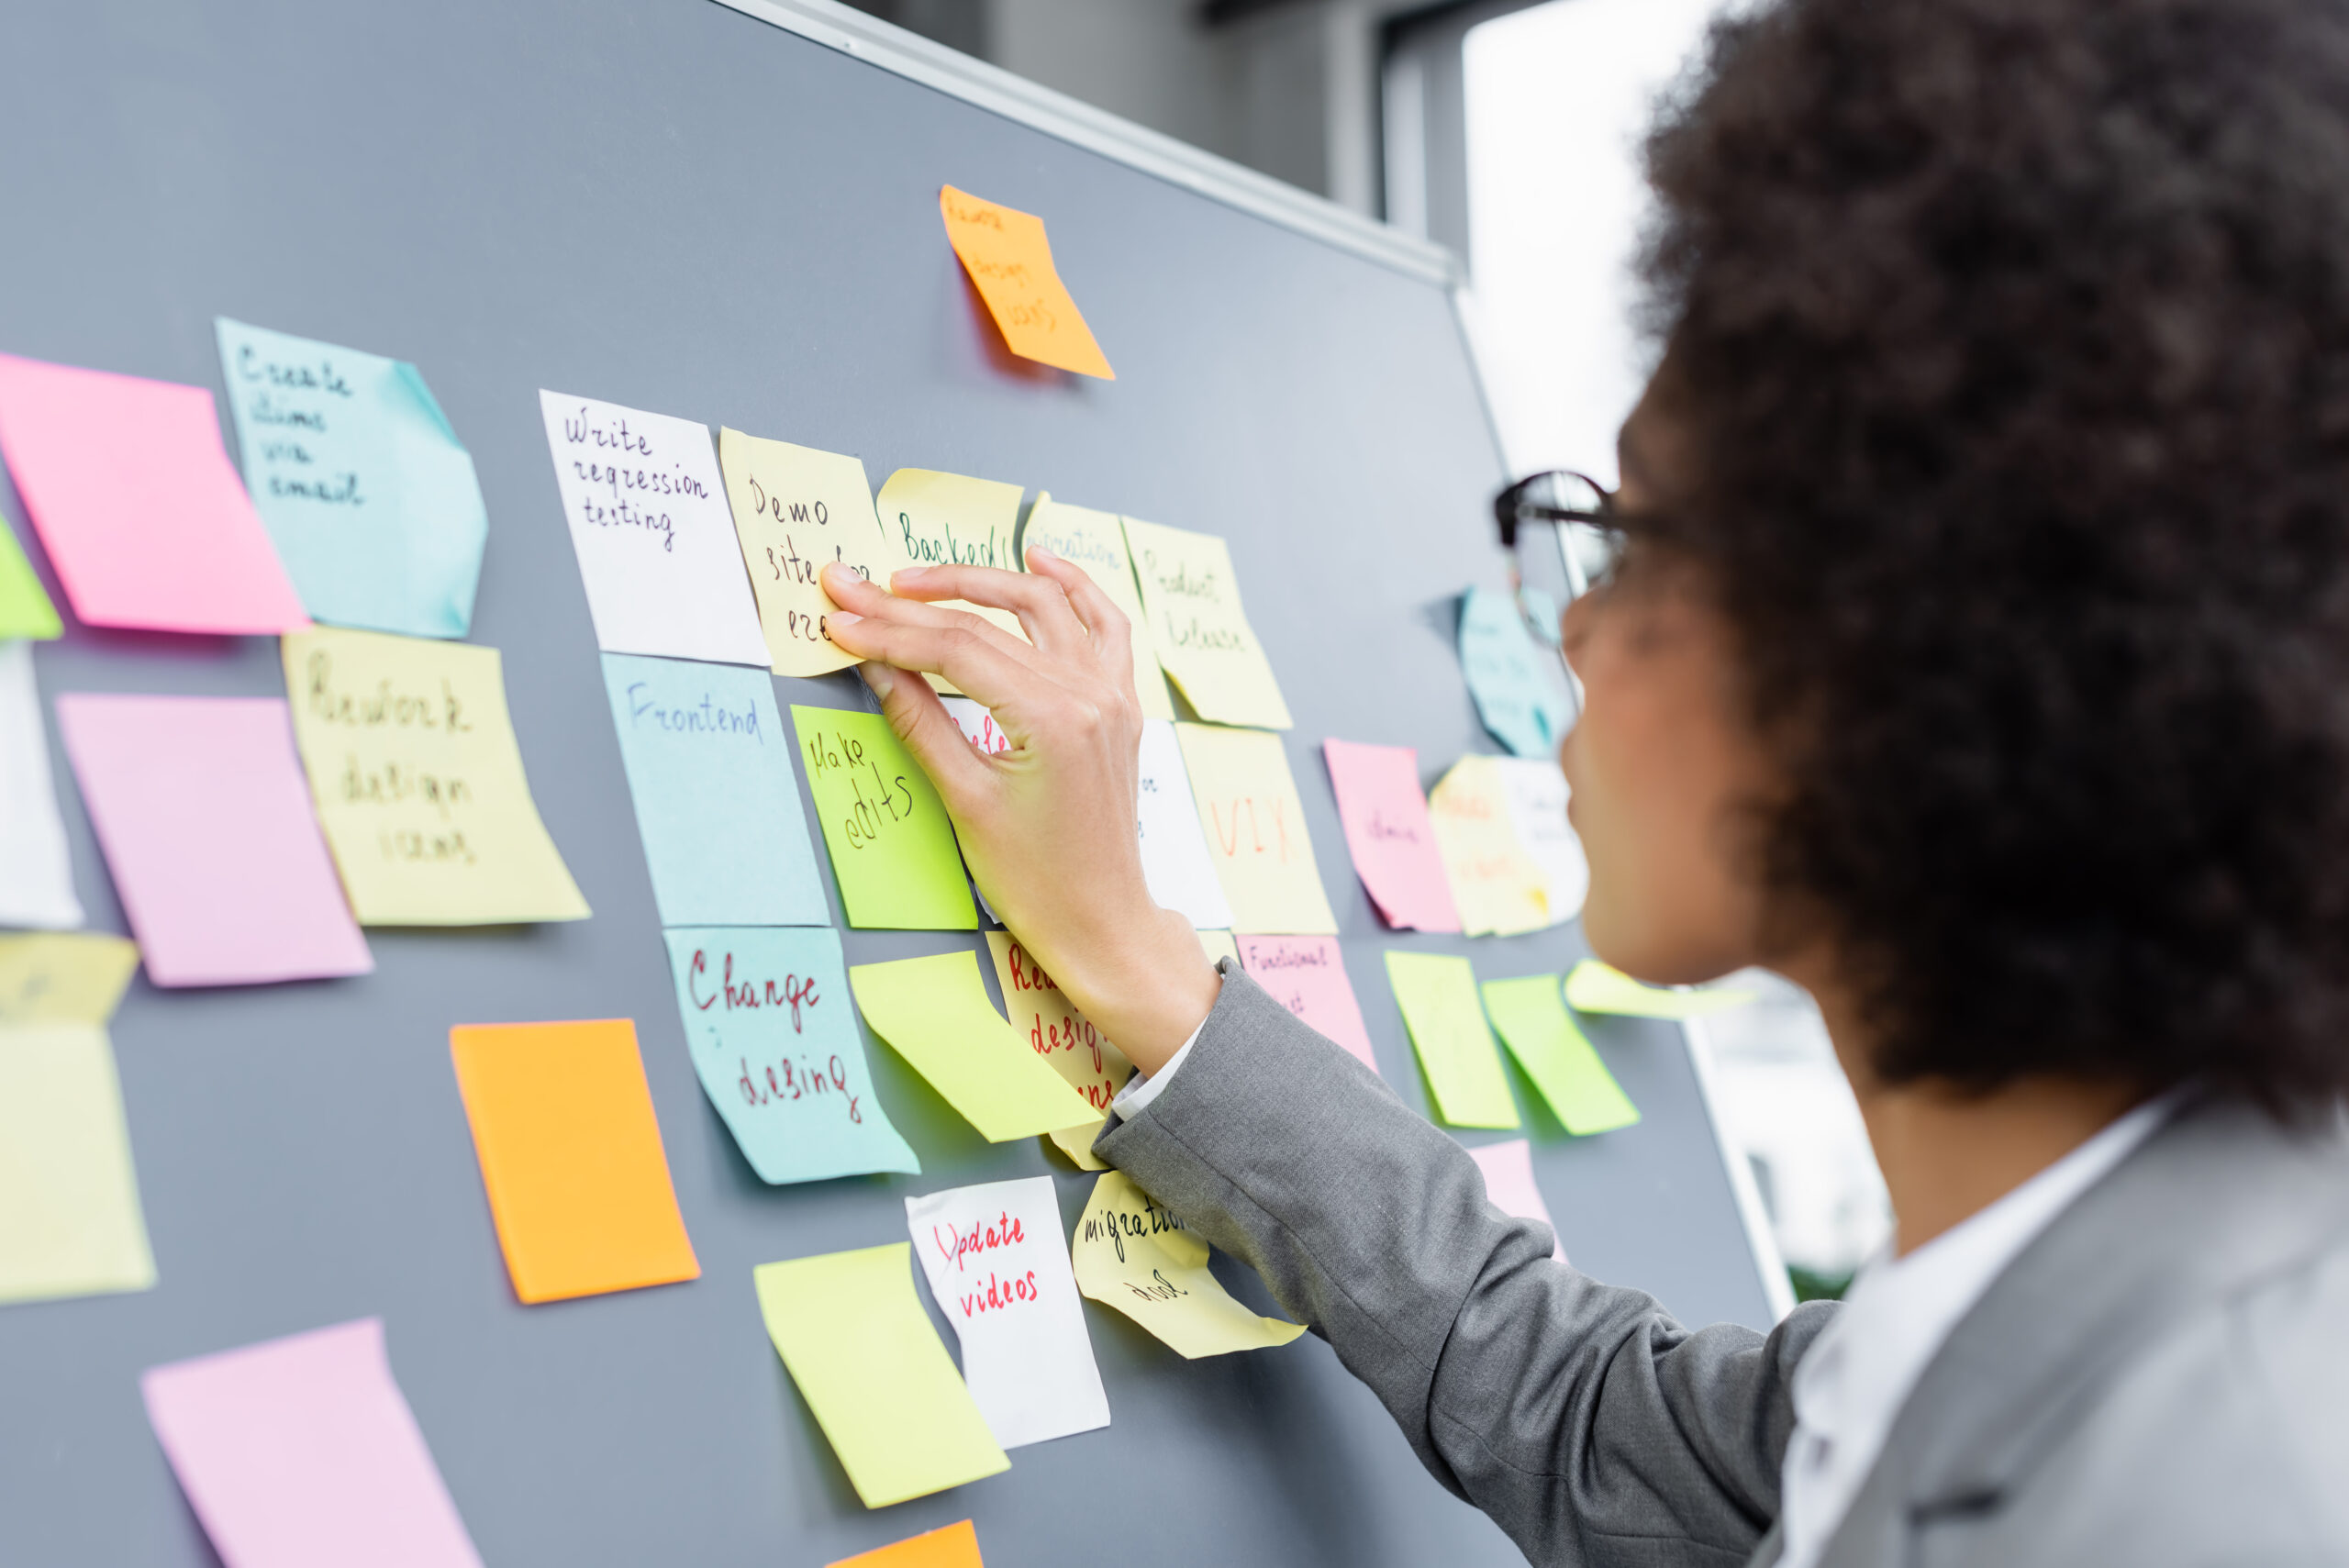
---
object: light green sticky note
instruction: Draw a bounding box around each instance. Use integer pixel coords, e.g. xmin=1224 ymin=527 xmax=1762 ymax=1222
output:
xmin=791 ymin=706 xmax=977 ymax=930
xmin=0 ymin=1023 xmax=157 ymax=1306
xmin=1482 ymin=974 xmax=1640 ymax=1135
xmin=849 ymin=951 xmax=1101 ymax=1141
xmin=0 ymin=520 xmax=61 ymax=639
xmin=1564 ymin=959 xmax=1755 ymax=1019
xmin=1384 ymin=951 xmax=1519 ymax=1129
xmin=752 ymin=1243 xmax=1009 ymax=1508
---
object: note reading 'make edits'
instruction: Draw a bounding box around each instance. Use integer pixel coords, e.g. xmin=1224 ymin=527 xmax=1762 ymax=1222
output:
xmin=1385 ymin=951 xmax=1520 ymax=1130
xmin=849 ymin=951 xmax=1101 ymax=1143
xmin=214 ymin=318 xmax=488 ymax=639
xmin=1122 ymin=517 xmax=1291 ymax=730
xmin=0 ymin=643 xmax=82 ymax=929
xmin=284 ymin=628 xmax=589 ymax=926
xmin=939 ymin=185 xmax=1114 ymax=380
xmin=984 ymin=932 xmax=1132 ymax=1170
xmin=791 ymin=706 xmax=976 ymax=929
xmin=1174 ymin=723 xmax=1337 ymax=935
xmin=717 ymin=428 xmax=906 ymax=677
xmin=662 ymin=926 xmax=918 ymax=1184
xmin=1069 ymin=1170 xmax=1306 ymax=1358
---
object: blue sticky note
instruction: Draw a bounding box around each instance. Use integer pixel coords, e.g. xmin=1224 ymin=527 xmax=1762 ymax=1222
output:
xmin=602 ymin=653 xmax=829 ymax=926
xmin=662 ymin=926 xmax=919 ymax=1184
xmin=213 ymin=317 xmax=488 ymax=639
xmin=1459 ymin=584 xmax=1574 ymax=758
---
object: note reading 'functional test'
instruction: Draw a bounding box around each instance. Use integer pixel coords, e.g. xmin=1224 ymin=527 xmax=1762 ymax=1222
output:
xmin=1321 ymin=739 xmax=1462 ymax=932
xmin=284 ymin=628 xmax=589 ymax=926
xmin=849 ymin=951 xmax=1102 ymax=1142
xmin=939 ymin=185 xmax=1115 ymax=380
xmin=1122 ymin=517 xmax=1292 ymax=729
xmin=792 ymin=706 xmax=978 ymax=929
xmin=1385 ymin=951 xmax=1520 ymax=1130
xmin=1459 ymin=584 xmax=1574 ymax=759
xmin=717 ymin=428 xmax=906 ymax=676
xmin=1468 ymin=1140 xmax=1567 ymax=1262
xmin=214 ymin=318 xmax=489 ymax=639
xmin=906 ymin=1174 xmax=1112 ymax=1450
xmin=1070 ymin=1170 xmax=1307 ymax=1358
xmin=985 ymin=931 xmax=1131 ymax=1170
xmin=0 ymin=517 xmax=60 ymax=639
xmin=1235 ymin=935 xmax=1379 ymax=1074
xmin=0 ymin=642 xmax=81 ymax=929
xmin=1174 ymin=723 xmax=1337 ymax=934
xmin=1481 ymin=974 xmax=1640 ymax=1135
xmin=0 ymin=1022 xmax=156 ymax=1307
xmin=1020 ymin=495 xmax=1172 ymax=719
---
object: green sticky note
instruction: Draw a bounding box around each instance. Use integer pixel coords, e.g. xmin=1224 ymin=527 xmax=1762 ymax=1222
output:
xmin=1384 ymin=951 xmax=1520 ymax=1129
xmin=1482 ymin=974 xmax=1640 ymax=1135
xmin=1564 ymin=959 xmax=1754 ymax=1019
xmin=0 ymin=1023 xmax=157 ymax=1306
xmin=791 ymin=706 xmax=977 ymax=930
xmin=752 ymin=1243 xmax=1009 ymax=1507
xmin=0 ymin=520 xmax=61 ymax=639
xmin=848 ymin=951 xmax=1101 ymax=1141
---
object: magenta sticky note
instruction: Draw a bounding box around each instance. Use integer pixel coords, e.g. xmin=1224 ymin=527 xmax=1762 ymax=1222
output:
xmin=1469 ymin=1139 xmax=1566 ymax=1262
xmin=0 ymin=353 xmax=306 ymax=634
xmin=142 ymin=1318 xmax=484 ymax=1568
xmin=56 ymin=694 xmax=370 ymax=987
xmin=1321 ymin=739 xmax=1462 ymax=932
xmin=1237 ymin=934 xmax=1381 ymax=1074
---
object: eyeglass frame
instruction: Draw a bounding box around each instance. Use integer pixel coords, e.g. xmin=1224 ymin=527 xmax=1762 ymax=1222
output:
xmin=1492 ymin=468 xmax=1625 ymax=601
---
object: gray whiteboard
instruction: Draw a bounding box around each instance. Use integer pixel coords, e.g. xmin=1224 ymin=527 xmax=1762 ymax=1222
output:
xmin=0 ymin=1 xmax=1780 ymax=1562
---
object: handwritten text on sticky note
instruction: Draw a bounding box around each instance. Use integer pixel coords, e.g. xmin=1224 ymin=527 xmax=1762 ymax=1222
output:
xmin=1122 ymin=517 xmax=1291 ymax=729
xmin=792 ymin=706 xmax=977 ymax=929
xmin=1070 ymin=1170 xmax=1306 ymax=1358
xmin=1174 ymin=724 xmax=1336 ymax=934
xmin=939 ymin=185 xmax=1114 ymax=380
xmin=718 ymin=429 xmax=906 ymax=677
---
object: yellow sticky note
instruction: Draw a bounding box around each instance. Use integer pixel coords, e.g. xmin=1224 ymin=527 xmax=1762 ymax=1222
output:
xmin=829 ymin=1520 xmax=985 ymax=1568
xmin=1174 ymin=725 xmax=1336 ymax=935
xmin=939 ymin=185 xmax=1114 ymax=380
xmin=1020 ymin=495 xmax=1172 ymax=720
xmin=1427 ymin=755 xmax=1550 ymax=937
xmin=1481 ymin=974 xmax=1640 ymax=1135
xmin=850 ymin=951 xmax=1101 ymax=1141
xmin=718 ymin=429 xmax=907 ymax=678
xmin=1384 ymin=951 xmax=1520 ymax=1129
xmin=983 ymin=932 xmax=1130 ymax=1170
xmin=282 ymin=628 xmax=589 ymax=926
xmin=0 ymin=932 xmax=140 ymax=1024
xmin=793 ymin=706 xmax=978 ymax=930
xmin=873 ymin=468 xmax=1029 ymax=696
xmin=1121 ymin=517 xmax=1291 ymax=729
xmin=1564 ymin=959 xmax=1756 ymax=1018
xmin=1070 ymin=1171 xmax=1305 ymax=1358
xmin=0 ymin=1023 xmax=156 ymax=1306
xmin=754 ymin=1244 xmax=1011 ymax=1508
xmin=1197 ymin=930 xmax=1240 ymax=969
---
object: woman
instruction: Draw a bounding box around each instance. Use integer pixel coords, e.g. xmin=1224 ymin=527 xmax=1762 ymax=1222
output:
xmin=823 ymin=0 xmax=2349 ymax=1562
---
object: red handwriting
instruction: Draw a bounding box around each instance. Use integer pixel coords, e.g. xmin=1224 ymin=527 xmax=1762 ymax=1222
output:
xmin=958 ymin=1269 xmax=1041 ymax=1318
xmin=686 ymin=949 xmax=818 ymax=1032
xmin=932 ymin=1210 xmax=1027 ymax=1275
xmin=1210 ymin=795 xmax=1292 ymax=863
xmin=733 ymin=1051 xmax=862 ymax=1123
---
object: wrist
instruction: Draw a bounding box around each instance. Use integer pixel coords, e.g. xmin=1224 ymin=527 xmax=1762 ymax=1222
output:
xmin=1049 ymin=904 xmax=1220 ymax=1077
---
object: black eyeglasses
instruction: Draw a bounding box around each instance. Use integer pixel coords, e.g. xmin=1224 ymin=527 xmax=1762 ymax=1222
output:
xmin=1493 ymin=469 xmax=1625 ymax=597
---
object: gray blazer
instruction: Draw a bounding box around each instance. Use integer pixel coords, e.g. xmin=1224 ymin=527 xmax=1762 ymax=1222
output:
xmin=1096 ymin=965 xmax=2349 ymax=1567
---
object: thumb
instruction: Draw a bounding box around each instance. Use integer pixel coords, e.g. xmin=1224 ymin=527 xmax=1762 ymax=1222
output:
xmin=858 ymin=662 xmax=990 ymax=810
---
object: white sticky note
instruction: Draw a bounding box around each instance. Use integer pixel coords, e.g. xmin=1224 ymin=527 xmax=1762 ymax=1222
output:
xmin=1494 ymin=757 xmax=1588 ymax=926
xmin=1137 ymin=719 xmax=1232 ymax=930
xmin=538 ymin=392 xmax=769 ymax=666
xmin=0 ymin=642 xmax=81 ymax=929
xmin=904 ymin=1174 xmax=1110 ymax=1450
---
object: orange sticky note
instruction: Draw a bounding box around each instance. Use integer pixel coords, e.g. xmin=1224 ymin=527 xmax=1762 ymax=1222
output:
xmin=829 ymin=1519 xmax=985 ymax=1568
xmin=448 ymin=1019 xmax=699 ymax=1305
xmin=939 ymin=185 xmax=1115 ymax=380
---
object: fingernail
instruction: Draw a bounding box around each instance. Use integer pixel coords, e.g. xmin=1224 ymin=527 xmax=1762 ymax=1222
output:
xmin=891 ymin=567 xmax=930 ymax=589
xmin=857 ymin=661 xmax=896 ymax=699
xmin=1029 ymin=543 xmax=1058 ymax=565
xmin=828 ymin=611 xmax=862 ymax=628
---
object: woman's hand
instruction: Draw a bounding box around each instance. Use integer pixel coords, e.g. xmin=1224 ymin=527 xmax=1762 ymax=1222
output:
xmin=820 ymin=551 xmax=1219 ymax=1073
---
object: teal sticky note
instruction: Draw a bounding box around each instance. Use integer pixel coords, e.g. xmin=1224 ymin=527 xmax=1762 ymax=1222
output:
xmin=213 ymin=318 xmax=487 ymax=638
xmin=1459 ymin=584 xmax=1573 ymax=758
xmin=602 ymin=653 xmax=829 ymax=927
xmin=662 ymin=926 xmax=919 ymax=1184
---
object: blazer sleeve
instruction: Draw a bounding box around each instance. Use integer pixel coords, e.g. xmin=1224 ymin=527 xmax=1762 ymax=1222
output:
xmin=1093 ymin=962 xmax=1834 ymax=1568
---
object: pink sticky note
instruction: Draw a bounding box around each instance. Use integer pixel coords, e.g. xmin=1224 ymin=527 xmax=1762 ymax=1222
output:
xmin=1237 ymin=934 xmax=1380 ymax=1074
xmin=56 ymin=695 xmax=370 ymax=987
xmin=0 ymin=354 xmax=306 ymax=634
xmin=142 ymin=1318 xmax=484 ymax=1568
xmin=1322 ymin=739 xmax=1462 ymax=932
xmin=1469 ymin=1139 xmax=1567 ymax=1262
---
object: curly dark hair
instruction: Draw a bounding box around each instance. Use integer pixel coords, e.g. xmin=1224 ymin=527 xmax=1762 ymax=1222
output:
xmin=1637 ymin=0 xmax=2349 ymax=1105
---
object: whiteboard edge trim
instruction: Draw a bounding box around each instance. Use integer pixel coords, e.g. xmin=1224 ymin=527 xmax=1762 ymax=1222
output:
xmin=1682 ymin=1014 xmax=1801 ymax=1323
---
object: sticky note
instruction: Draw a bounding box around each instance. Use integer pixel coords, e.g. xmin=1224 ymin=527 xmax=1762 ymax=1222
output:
xmin=985 ymin=932 xmax=1130 ymax=1169
xmin=1135 ymin=718 xmax=1233 ymax=929
xmin=540 ymin=392 xmax=769 ymax=666
xmin=1384 ymin=951 xmax=1519 ymax=1129
xmin=1494 ymin=756 xmax=1588 ymax=925
xmin=1174 ymin=724 xmax=1336 ymax=934
xmin=1481 ymin=974 xmax=1639 ymax=1134
xmin=791 ymin=706 xmax=977 ymax=929
xmin=717 ymin=428 xmax=907 ymax=677
xmin=1459 ymin=584 xmax=1572 ymax=759
xmin=0 ymin=353 xmax=306 ymax=634
xmin=1564 ymin=959 xmax=1755 ymax=1018
xmin=1122 ymin=517 xmax=1291 ymax=729
xmin=663 ymin=927 xmax=918 ymax=1184
xmin=1428 ymin=755 xmax=1552 ymax=937
xmin=907 ymin=1174 xmax=1111 ymax=1449
xmin=939 ymin=185 xmax=1114 ymax=380
xmin=753 ymin=1244 xmax=1011 ymax=1507
xmin=1236 ymin=935 xmax=1377 ymax=1074
xmin=1197 ymin=929 xmax=1241 ymax=969
xmin=1021 ymin=495 xmax=1172 ymax=719
xmin=1468 ymin=1139 xmax=1566 ymax=1262
xmin=603 ymin=654 xmax=828 ymax=926
xmin=0 ymin=1022 xmax=155 ymax=1305
xmin=0 ymin=518 xmax=60 ymax=639
xmin=56 ymin=695 xmax=373 ymax=987
xmin=830 ymin=1521 xmax=985 ymax=1568
xmin=448 ymin=1018 xmax=698 ymax=1304
xmin=874 ymin=468 xmax=1030 ymax=695
xmin=140 ymin=1318 xmax=482 ymax=1568
xmin=214 ymin=318 xmax=488 ymax=639
xmin=1070 ymin=1171 xmax=1305 ymax=1357
xmin=849 ymin=951 xmax=1101 ymax=1141
xmin=284 ymin=628 xmax=589 ymax=926
xmin=0 ymin=933 xmax=140 ymax=1024
xmin=1322 ymin=739 xmax=1461 ymax=932
xmin=0 ymin=641 xmax=81 ymax=928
